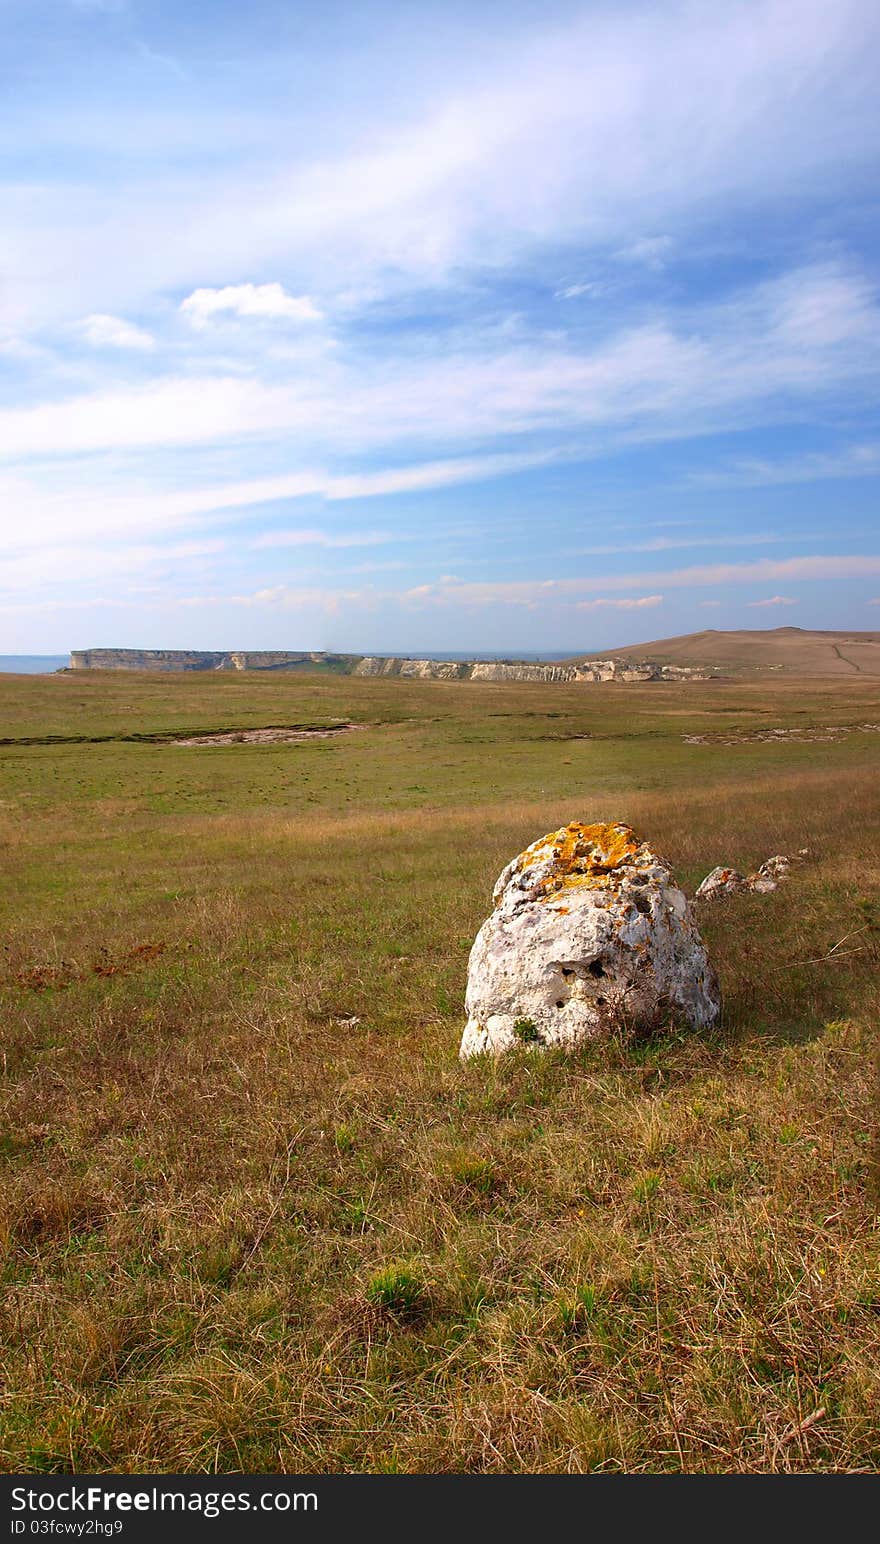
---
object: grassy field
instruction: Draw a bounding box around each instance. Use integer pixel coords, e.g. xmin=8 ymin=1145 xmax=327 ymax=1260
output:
xmin=1 ymin=666 xmax=878 ymax=1473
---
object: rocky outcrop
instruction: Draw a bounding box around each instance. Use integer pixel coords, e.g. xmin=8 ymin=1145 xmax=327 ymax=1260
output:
xmin=460 ymin=821 xmax=720 ymax=1057
xmin=575 ymin=661 xmax=709 ymax=683
xmin=695 ymin=850 xmax=810 ymax=901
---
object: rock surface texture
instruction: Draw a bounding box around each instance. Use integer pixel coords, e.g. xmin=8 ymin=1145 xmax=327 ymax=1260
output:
xmin=460 ymin=821 xmax=720 ymax=1058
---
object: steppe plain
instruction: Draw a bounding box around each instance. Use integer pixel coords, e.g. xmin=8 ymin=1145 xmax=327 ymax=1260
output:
xmin=1 ymin=660 xmax=878 ymax=1472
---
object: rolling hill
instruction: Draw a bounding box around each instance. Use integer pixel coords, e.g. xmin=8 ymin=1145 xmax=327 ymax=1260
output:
xmin=573 ymin=627 xmax=880 ymax=677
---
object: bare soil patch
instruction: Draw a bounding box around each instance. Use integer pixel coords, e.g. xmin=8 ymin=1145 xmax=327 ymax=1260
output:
xmin=684 ymin=722 xmax=880 ymax=746
xmin=172 ymin=722 xmax=360 ymax=746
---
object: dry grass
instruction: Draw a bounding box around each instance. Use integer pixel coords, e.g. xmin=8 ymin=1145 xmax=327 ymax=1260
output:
xmin=0 ymin=669 xmax=878 ymax=1472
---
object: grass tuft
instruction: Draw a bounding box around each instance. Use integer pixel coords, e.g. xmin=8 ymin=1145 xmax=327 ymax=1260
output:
xmin=364 ymin=1262 xmax=428 ymax=1318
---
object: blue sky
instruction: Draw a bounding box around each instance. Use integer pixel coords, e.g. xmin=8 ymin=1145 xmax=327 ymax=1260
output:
xmin=1 ymin=0 xmax=879 ymax=654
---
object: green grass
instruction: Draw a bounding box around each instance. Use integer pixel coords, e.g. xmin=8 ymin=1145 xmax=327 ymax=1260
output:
xmin=0 ymin=667 xmax=878 ymax=1472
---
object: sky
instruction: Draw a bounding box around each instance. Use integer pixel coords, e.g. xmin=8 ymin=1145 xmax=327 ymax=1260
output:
xmin=1 ymin=0 xmax=879 ymax=656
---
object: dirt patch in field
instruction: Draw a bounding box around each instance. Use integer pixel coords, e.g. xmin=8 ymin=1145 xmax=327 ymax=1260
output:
xmin=684 ymin=722 xmax=880 ymax=746
xmin=8 ymin=941 xmax=167 ymax=992
xmin=173 ymin=722 xmax=361 ymax=747
xmin=0 ymin=721 xmax=364 ymax=748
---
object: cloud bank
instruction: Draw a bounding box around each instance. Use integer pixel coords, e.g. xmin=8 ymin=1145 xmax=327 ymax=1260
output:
xmin=1 ymin=0 xmax=878 ymax=650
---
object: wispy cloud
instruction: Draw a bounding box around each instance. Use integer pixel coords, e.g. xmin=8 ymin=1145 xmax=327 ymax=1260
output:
xmin=180 ymin=283 xmax=323 ymax=328
xmin=575 ymin=533 xmax=782 ymax=557
xmin=3 ymin=262 xmax=877 ymax=464
xmin=77 ymin=313 xmax=155 ymax=351
xmin=9 ymin=0 xmax=873 ymax=335
xmin=251 ymin=527 xmax=390 ymax=551
xmin=177 ymin=584 xmax=368 ymax=615
xmin=134 ymin=38 xmax=188 ymax=81
xmin=555 ymin=281 xmax=603 ymax=300
xmin=575 ymin=594 xmax=664 ymax=610
xmin=323 ymin=452 xmax=556 ymax=499
xmin=48 ymin=551 xmax=875 ymax=624
xmin=747 ymin=594 xmax=797 ymax=607
xmin=0 ymin=450 xmax=554 ymax=556
xmin=689 ymin=442 xmax=880 ymax=488
xmin=411 ymin=555 xmax=880 ymax=608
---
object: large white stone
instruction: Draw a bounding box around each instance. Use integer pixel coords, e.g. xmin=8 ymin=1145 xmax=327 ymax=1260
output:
xmin=460 ymin=821 xmax=721 ymax=1057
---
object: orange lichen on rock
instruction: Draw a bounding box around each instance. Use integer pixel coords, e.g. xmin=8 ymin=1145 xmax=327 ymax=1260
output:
xmin=520 ymin=821 xmax=643 ymax=901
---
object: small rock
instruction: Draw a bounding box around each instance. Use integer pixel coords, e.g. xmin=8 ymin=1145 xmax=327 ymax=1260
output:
xmin=460 ymin=821 xmax=720 ymax=1057
xmin=696 ymin=849 xmax=809 ymax=901
xmin=758 ymin=854 xmax=791 ymax=880
xmin=694 ymin=866 xmax=749 ymax=901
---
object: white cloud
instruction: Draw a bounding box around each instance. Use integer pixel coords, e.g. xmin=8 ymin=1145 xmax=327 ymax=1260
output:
xmin=2 ymin=0 xmax=876 ymax=334
xmin=413 ymin=555 xmax=880 ymax=609
xmin=3 ymin=262 xmax=877 ymax=464
xmin=177 ymin=584 xmax=368 ymax=615
xmin=78 ymin=313 xmax=155 ymax=350
xmin=0 ymin=376 xmax=278 ymax=459
xmin=576 ymin=532 xmax=781 ymax=557
xmin=0 ymin=334 xmax=47 ymax=361
xmin=46 ymin=550 xmax=876 ymax=624
xmin=555 ymin=282 xmax=603 ymax=300
xmin=0 ymin=450 xmax=554 ymax=559
xmin=747 ymin=595 xmax=797 ymax=607
xmin=323 ymin=451 xmax=555 ymax=500
xmin=251 ymin=528 xmax=390 ymax=551
xmin=5 ymin=553 xmax=876 ymax=640
xmin=575 ymin=595 xmax=664 ymax=610
xmin=180 ymin=283 xmax=323 ymax=329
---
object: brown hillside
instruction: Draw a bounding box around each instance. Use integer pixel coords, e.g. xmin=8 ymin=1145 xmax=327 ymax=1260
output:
xmin=569 ymin=627 xmax=880 ymax=676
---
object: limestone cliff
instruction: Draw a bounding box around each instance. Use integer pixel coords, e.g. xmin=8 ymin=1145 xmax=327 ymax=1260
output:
xmin=69 ymin=649 xmax=356 ymax=673
xmin=353 ymin=657 xmax=470 ymax=679
xmin=69 ymin=649 xmax=713 ymax=681
xmin=470 ymin=662 xmax=576 ymax=683
xmin=70 ymin=649 xmax=230 ymax=672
